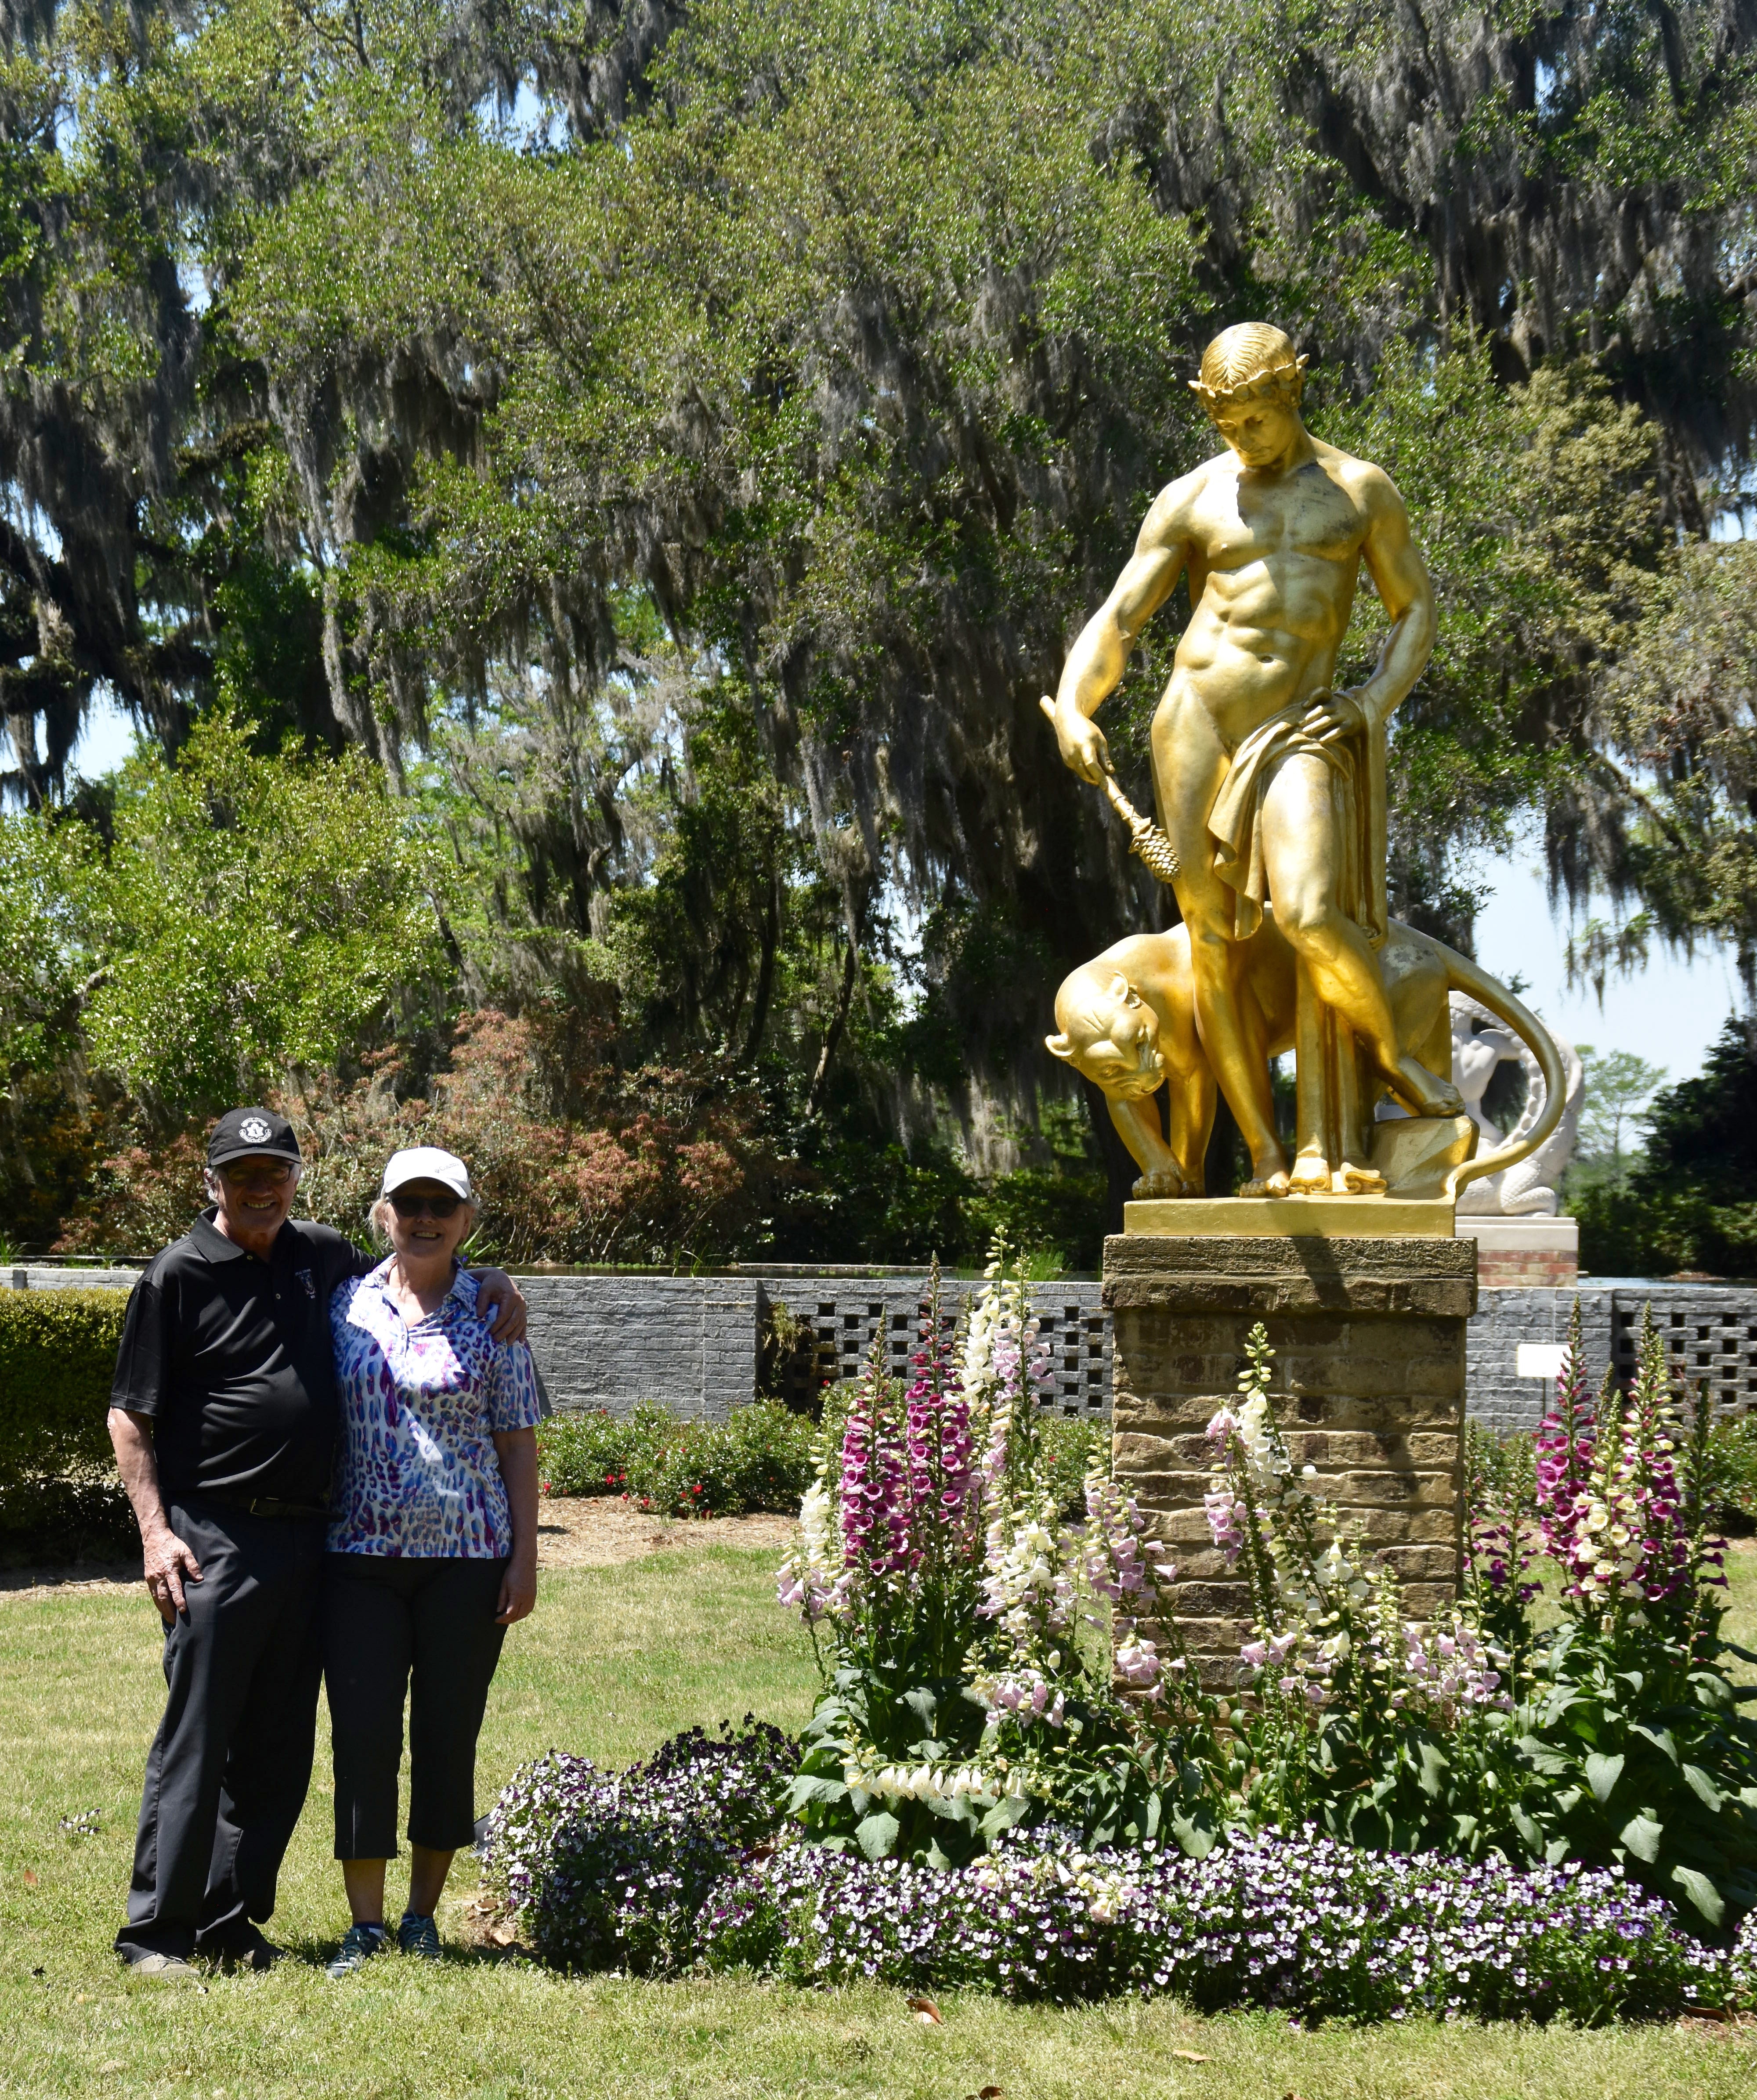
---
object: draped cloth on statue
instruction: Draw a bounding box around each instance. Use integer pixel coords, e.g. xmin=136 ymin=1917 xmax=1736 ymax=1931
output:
xmin=1204 ymin=693 xmax=1392 ymax=1187
xmin=1206 ymin=693 xmax=1389 ymax=949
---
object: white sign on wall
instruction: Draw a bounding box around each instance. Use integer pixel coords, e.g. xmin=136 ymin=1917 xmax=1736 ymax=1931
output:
xmin=1515 ymin=1343 xmax=1569 ymax=1381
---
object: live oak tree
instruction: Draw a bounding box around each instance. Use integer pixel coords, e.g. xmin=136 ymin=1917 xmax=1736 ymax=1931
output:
xmin=4 ymin=0 xmax=1756 ymax=1230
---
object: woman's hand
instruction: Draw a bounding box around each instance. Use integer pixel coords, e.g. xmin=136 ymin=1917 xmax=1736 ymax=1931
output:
xmin=496 ymin=1550 xmax=538 ymax=1625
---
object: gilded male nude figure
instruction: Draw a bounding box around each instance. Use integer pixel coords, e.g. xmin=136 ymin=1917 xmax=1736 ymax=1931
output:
xmin=1046 ymin=321 xmax=1464 ymax=1196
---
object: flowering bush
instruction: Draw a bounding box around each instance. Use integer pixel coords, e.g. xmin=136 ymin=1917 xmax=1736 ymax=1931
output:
xmin=777 ymin=1245 xmax=1228 ymax=1863
xmin=705 ymin=1822 xmax=1746 ymax=2022
xmin=481 ymin=1719 xmax=793 ymax=1972
xmin=1493 ymin=1303 xmax=1757 ymax=1929
xmin=538 ymin=1401 xmax=816 ymax=1517
xmin=1210 ymin=1307 xmax=1757 ymax=1929
xmin=1204 ymin=1327 xmax=1522 ymax=1859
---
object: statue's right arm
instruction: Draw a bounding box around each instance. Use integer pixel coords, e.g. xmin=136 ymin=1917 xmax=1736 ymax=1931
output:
xmin=1047 ymin=490 xmax=1192 ymax=784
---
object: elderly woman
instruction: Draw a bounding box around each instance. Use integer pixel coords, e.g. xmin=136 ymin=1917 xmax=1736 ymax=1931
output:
xmin=321 ymin=1147 xmax=541 ymax=1979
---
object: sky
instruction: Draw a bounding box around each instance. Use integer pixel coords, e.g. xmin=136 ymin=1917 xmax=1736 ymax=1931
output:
xmin=66 ymin=695 xmax=1741 ymax=1086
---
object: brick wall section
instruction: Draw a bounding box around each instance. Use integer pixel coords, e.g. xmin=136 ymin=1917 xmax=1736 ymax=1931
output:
xmin=1105 ymin=1234 xmax=1475 ymax=1685
xmin=1475 ymin=1249 xmax=1578 ymax=1288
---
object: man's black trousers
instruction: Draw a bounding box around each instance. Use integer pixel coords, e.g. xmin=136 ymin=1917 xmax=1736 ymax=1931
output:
xmin=115 ymin=1499 xmax=326 ymax=1963
xmin=322 ymin=1552 xmax=508 ymax=1859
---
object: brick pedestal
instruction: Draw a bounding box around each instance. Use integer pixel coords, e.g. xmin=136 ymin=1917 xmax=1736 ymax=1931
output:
xmin=1105 ymin=1233 xmax=1477 ymax=1684
xmin=1454 ymin=1215 xmax=1577 ymax=1289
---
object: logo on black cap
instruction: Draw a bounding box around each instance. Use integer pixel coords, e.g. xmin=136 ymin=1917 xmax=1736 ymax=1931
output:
xmin=207 ymin=1106 xmax=302 ymax=1169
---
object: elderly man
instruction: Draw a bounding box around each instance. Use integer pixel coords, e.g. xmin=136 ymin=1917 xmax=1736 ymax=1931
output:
xmin=108 ymin=1106 xmax=528 ymax=1975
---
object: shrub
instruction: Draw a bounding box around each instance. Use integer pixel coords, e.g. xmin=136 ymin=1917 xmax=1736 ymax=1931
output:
xmin=537 ymin=1401 xmax=816 ymax=1517
xmin=482 ymin=1720 xmax=794 ymax=1973
xmin=0 ymin=1288 xmax=130 ymax=1546
xmin=1705 ymin=1410 xmax=1757 ymax=1533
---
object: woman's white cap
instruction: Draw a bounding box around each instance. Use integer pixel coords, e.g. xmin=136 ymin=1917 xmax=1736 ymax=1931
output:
xmin=381 ymin=1146 xmax=473 ymax=1202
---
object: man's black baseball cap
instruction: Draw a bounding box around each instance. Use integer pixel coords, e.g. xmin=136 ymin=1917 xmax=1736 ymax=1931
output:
xmin=207 ymin=1106 xmax=303 ymax=1170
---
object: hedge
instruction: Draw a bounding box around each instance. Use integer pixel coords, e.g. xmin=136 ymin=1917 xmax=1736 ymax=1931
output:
xmin=0 ymin=1287 xmax=130 ymax=1542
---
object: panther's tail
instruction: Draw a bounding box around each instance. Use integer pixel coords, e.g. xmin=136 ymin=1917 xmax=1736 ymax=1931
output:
xmin=1437 ymin=945 xmax=1569 ymax=1202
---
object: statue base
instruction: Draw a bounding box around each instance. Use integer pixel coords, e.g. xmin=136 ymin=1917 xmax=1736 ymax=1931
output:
xmin=1104 ymin=1220 xmax=1476 ymax=1685
xmin=1454 ymin=1214 xmax=1578 ymax=1288
xmin=1125 ymin=1195 xmax=1455 ymax=1238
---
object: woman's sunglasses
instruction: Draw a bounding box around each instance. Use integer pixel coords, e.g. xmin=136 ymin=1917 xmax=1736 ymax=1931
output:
xmin=387 ymin=1191 xmax=463 ymax=1220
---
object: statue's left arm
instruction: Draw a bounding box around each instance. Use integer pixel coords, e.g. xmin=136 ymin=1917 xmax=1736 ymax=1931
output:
xmin=1344 ymin=471 xmax=1436 ymax=732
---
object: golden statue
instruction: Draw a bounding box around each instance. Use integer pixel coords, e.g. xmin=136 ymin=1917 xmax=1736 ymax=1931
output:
xmin=1043 ymin=322 xmax=1563 ymax=1205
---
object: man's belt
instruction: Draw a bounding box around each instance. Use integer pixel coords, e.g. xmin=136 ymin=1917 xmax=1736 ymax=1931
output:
xmin=200 ymin=1490 xmax=332 ymax=1522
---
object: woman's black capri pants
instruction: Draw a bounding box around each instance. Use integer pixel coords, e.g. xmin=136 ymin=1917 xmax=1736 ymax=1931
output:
xmin=322 ymin=1553 xmax=507 ymax=1858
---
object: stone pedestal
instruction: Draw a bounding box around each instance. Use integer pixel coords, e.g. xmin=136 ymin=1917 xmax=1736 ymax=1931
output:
xmin=1104 ymin=1230 xmax=1477 ymax=1684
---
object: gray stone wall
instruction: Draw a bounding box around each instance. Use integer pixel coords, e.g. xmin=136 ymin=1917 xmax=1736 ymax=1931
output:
xmin=520 ymin=1274 xmax=759 ymax=1422
xmin=751 ymin=1274 xmax=1110 ymax=1418
xmin=1464 ymin=1287 xmax=1614 ymax=1434
xmin=4 ymin=1265 xmax=139 ymax=1292
xmin=8 ymin=1260 xmax=1757 ymax=1430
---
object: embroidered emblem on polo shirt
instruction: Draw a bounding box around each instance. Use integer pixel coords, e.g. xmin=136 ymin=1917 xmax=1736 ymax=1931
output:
xmin=239 ymin=1115 xmax=273 ymax=1143
xmin=297 ymin=1267 xmax=315 ymax=1299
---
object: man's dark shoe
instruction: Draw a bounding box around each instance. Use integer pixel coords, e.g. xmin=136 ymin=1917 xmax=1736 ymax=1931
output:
xmin=202 ymin=1925 xmax=286 ymax=1973
xmin=325 ymin=1923 xmax=387 ymax=1979
xmin=125 ymin=1951 xmax=198 ymax=1979
xmin=398 ymin=1912 xmax=441 ymax=1961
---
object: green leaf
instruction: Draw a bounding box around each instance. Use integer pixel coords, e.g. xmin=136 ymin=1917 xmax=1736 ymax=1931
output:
xmin=1681 ymin=1763 xmax=1724 ymax=1812
xmin=978 ymin=1794 xmax=1032 ymax=1839
xmin=784 ymin=1774 xmax=849 ymax=1809
xmin=1504 ymin=1797 xmax=1547 ymax=1848
xmin=1628 ymin=1723 xmax=1678 ymax=1764
xmin=1584 ymin=1751 xmax=1625 ymax=1804
xmin=855 ymin=1811 xmax=900 ymax=1861
xmin=1618 ymin=1812 xmax=1664 ymax=1863
xmin=1670 ymin=1864 xmax=1726 ymax=1929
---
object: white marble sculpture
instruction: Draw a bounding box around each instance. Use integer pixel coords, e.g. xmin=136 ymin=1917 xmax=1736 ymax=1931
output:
xmin=1450 ymin=992 xmax=1583 ymax=1215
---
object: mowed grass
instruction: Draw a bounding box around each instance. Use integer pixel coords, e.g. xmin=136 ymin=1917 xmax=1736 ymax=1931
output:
xmin=0 ymin=1544 xmax=1753 ymax=2099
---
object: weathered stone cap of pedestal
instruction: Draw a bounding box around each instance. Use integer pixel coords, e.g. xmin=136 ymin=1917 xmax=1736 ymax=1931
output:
xmin=1104 ymin=1231 xmax=1477 ymax=1685
xmin=1103 ymin=1231 xmax=1478 ymax=1320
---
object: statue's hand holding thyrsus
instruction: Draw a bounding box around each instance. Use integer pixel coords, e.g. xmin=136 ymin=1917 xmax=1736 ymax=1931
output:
xmin=1040 ymin=693 xmax=1110 ymax=784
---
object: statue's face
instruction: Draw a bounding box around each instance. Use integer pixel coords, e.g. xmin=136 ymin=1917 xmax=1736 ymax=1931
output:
xmin=1209 ymin=388 xmax=1305 ymax=469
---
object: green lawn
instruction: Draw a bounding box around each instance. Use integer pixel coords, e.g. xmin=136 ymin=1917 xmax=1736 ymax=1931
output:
xmin=2 ymin=1543 xmax=1754 ymax=2099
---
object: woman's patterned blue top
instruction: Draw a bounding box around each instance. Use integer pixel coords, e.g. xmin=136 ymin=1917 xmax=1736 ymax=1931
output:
xmin=328 ymin=1262 xmax=542 ymax=1558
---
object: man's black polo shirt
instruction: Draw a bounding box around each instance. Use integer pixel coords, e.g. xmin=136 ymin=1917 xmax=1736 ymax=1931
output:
xmin=110 ymin=1212 xmax=374 ymax=1506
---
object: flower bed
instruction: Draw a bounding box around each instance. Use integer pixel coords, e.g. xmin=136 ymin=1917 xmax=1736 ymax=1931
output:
xmin=486 ymin=1274 xmax=1757 ymax=2021
xmin=482 ymin=1720 xmax=1757 ymax=2021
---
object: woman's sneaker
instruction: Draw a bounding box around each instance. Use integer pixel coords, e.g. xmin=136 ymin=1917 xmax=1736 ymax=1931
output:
xmin=398 ymin=1912 xmax=441 ymax=1961
xmin=325 ymin=1922 xmax=387 ymax=1979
